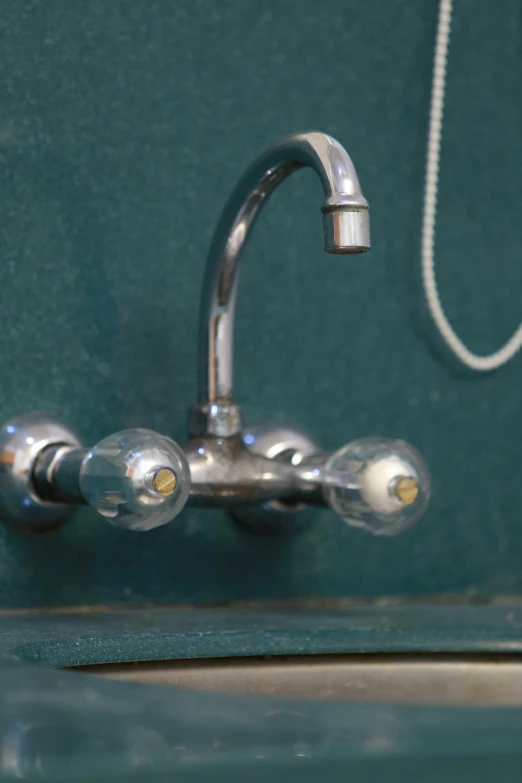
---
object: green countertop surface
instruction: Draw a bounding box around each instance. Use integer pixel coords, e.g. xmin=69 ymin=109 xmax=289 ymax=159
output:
xmin=1 ymin=605 xmax=522 ymax=781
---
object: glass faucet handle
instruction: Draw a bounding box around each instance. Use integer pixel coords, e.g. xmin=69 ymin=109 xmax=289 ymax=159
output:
xmin=79 ymin=429 xmax=191 ymax=531
xmin=322 ymin=437 xmax=430 ymax=535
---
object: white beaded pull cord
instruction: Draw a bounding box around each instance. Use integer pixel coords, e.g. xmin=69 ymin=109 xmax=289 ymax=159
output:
xmin=422 ymin=0 xmax=522 ymax=370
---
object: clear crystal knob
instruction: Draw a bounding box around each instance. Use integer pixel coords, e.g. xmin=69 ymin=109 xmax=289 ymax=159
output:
xmin=79 ymin=429 xmax=191 ymax=531
xmin=323 ymin=437 xmax=430 ymax=535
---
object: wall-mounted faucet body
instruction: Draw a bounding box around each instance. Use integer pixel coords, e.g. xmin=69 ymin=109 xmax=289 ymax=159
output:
xmin=0 ymin=132 xmax=430 ymax=537
xmin=182 ymin=131 xmax=429 ymax=535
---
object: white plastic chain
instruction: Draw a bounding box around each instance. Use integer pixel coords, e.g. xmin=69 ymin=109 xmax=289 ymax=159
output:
xmin=422 ymin=0 xmax=522 ymax=370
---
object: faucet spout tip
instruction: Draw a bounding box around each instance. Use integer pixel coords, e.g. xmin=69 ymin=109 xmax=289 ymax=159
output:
xmin=322 ymin=208 xmax=370 ymax=254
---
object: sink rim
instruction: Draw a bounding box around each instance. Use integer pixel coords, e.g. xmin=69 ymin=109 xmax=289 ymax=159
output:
xmin=4 ymin=608 xmax=522 ymax=772
xmin=65 ymin=652 xmax=522 ymax=707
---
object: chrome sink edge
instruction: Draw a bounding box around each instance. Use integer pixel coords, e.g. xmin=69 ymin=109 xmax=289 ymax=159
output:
xmin=67 ymin=653 xmax=522 ymax=708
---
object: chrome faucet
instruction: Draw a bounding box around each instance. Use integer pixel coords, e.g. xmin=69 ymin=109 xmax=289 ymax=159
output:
xmin=196 ymin=130 xmax=370 ymax=420
xmin=0 ymin=132 xmax=430 ymax=537
xmin=183 ymin=131 xmax=429 ymax=534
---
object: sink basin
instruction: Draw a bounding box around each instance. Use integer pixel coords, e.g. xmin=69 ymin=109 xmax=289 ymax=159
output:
xmin=68 ymin=653 xmax=522 ymax=706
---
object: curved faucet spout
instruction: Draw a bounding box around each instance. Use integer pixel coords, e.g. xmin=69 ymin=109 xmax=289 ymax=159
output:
xmin=193 ymin=131 xmax=370 ymax=436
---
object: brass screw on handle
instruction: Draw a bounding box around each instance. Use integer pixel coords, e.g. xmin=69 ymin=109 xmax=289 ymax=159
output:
xmin=395 ymin=478 xmax=419 ymax=506
xmin=152 ymin=468 xmax=177 ymax=496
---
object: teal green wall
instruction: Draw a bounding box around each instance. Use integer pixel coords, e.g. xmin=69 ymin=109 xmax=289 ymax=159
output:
xmin=0 ymin=0 xmax=521 ymax=607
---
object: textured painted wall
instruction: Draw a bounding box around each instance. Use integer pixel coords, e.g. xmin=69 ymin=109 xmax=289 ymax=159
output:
xmin=0 ymin=0 xmax=521 ymax=607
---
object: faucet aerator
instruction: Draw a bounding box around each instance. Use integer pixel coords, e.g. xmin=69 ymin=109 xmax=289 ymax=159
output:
xmin=322 ymin=208 xmax=370 ymax=255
